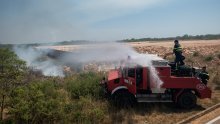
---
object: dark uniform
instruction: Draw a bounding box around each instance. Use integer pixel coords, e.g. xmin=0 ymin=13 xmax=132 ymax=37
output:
xmin=173 ymin=42 xmax=185 ymax=66
xmin=199 ymin=71 xmax=209 ymax=85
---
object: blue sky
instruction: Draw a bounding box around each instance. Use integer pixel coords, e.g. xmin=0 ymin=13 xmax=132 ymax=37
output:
xmin=0 ymin=0 xmax=220 ymax=43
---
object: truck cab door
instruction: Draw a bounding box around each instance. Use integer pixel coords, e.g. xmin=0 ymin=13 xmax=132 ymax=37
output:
xmin=136 ymin=67 xmax=143 ymax=88
xmin=124 ymin=68 xmax=136 ymax=94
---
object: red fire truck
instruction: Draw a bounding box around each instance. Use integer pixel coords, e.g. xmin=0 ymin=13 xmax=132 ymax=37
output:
xmin=103 ymin=60 xmax=211 ymax=109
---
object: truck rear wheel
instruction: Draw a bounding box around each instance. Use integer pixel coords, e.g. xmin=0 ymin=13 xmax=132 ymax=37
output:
xmin=177 ymin=91 xmax=197 ymax=109
xmin=112 ymin=90 xmax=136 ymax=108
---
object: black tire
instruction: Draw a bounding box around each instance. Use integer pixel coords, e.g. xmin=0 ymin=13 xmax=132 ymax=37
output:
xmin=112 ymin=90 xmax=136 ymax=108
xmin=177 ymin=91 xmax=197 ymax=109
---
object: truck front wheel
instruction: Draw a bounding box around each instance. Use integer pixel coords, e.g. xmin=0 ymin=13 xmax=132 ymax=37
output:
xmin=177 ymin=91 xmax=197 ymax=109
xmin=112 ymin=90 xmax=136 ymax=108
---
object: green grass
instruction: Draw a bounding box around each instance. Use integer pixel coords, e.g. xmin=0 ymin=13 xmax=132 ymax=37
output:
xmin=65 ymin=72 xmax=104 ymax=99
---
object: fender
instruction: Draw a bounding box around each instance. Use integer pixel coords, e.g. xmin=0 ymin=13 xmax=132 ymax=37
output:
xmin=195 ymin=84 xmax=212 ymax=99
xmin=111 ymin=86 xmax=128 ymax=95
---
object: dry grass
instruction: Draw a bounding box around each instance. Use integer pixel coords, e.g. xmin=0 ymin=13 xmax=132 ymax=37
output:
xmin=103 ymin=103 xmax=207 ymax=124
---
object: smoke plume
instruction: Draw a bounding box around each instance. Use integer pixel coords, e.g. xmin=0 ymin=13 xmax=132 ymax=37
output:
xmin=13 ymin=45 xmax=64 ymax=77
xmin=13 ymin=41 xmax=164 ymax=88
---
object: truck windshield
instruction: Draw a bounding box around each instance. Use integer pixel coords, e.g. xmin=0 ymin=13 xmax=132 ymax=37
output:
xmin=121 ymin=67 xmax=135 ymax=78
xmin=128 ymin=68 xmax=135 ymax=78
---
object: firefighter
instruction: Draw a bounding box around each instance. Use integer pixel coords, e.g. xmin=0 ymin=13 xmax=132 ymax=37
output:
xmin=173 ymin=40 xmax=185 ymax=67
xmin=199 ymin=66 xmax=209 ymax=85
xmin=125 ymin=55 xmax=132 ymax=67
xmin=127 ymin=55 xmax=131 ymax=60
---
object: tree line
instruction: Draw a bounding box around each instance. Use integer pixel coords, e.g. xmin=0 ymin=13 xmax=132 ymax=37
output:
xmin=121 ymin=34 xmax=220 ymax=42
xmin=1 ymin=34 xmax=220 ymax=47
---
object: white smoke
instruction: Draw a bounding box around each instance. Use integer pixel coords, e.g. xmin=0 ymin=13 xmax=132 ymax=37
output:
xmin=60 ymin=42 xmax=136 ymax=63
xmin=13 ymin=46 xmax=64 ymax=77
xmin=13 ymin=41 xmax=164 ymax=88
xmin=58 ymin=42 xmax=164 ymax=88
xmin=131 ymin=54 xmax=164 ymax=88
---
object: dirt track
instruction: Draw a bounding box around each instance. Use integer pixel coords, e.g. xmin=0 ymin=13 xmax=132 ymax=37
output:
xmin=191 ymin=107 xmax=220 ymax=124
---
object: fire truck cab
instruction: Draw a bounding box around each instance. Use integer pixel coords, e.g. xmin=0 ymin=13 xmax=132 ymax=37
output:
xmin=104 ymin=60 xmax=211 ymax=109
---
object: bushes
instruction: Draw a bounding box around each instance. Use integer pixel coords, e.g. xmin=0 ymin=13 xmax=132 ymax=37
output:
xmin=64 ymin=97 xmax=106 ymax=123
xmin=4 ymin=70 xmax=107 ymax=123
xmin=65 ymin=72 xmax=104 ymax=99
xmin=8 ymin=80 xmax=67 ymax=123
xmin=63 ymin=72 xmax=107 ymax=123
